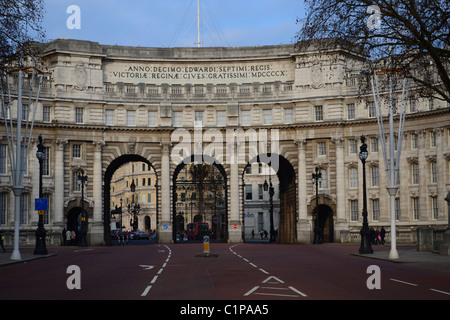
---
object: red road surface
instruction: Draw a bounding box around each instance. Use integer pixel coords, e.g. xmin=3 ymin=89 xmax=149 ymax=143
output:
xmin=1 ymin=243 xmax=449 ymax=301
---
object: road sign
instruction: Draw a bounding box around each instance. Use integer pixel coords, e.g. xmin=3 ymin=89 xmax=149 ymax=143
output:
xmin=35 ymin=198 xmax=48 ymax=211
xmin=38 ymin=210 xmax=45 ymax=216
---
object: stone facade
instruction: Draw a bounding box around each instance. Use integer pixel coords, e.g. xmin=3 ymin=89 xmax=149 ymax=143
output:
xmin=0 ymin=38 xmax=449 ymax=246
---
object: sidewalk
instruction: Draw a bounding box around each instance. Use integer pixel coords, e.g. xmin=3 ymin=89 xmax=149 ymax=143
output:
xmin=0 ymin=250 xmax=57 ymax=267
xmin=351 ymin=248 xmax=450 ymax=263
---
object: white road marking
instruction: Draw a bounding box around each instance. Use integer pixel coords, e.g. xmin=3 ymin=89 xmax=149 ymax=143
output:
xmin=141 ymin=245 xmax=171 ymax=297
xmin=141 ymin=286 xmax=152 ymax=296
xmin=430 ymin=288 xmax=450 ymax=296
xmin=244 ymin=286 xmax=260 ymax=296
xmin=390 ymin=278 xmax=418 ymax=286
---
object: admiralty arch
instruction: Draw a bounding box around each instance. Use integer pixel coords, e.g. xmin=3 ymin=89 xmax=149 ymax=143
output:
xmin=0 ymin=38 xmax=449 ymax=246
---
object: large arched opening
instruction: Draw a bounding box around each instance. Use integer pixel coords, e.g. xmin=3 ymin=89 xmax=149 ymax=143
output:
xmin=243 ymin=154 xmax=296 ymax=244
xmin=103 ymin=154 xmax=158 ymax=245
xmin=172 ymin=155 xmax=228 ymax=243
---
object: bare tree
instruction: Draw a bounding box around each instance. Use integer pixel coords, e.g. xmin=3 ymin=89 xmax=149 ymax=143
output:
xmin=0 ymin=0 xmax=45 ymax=66
xmin=296 ymin=0 xmax=450 ymax=103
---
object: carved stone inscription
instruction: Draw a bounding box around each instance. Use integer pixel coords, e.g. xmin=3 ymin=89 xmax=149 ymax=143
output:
xmin=104 ymin=60 xmax=294 ymax=85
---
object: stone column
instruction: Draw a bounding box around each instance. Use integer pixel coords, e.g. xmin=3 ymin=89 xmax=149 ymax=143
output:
xmin=333 ymin=136 xmax=348 ymax=242
xmin=159 ymin=142 xmax=172 ymax=243
xmin=295 ymin=138 xmax=310 ymax=243
xmin=54 ymin=139 xmax=67 ymax=228
xmin=89 ymin=141 xmax=104 ymax=245
xmin=228 ymin=160 xmax=241 ymax=243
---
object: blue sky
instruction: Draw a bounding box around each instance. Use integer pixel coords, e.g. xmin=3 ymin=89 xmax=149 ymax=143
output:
xmin=42 ymin=0 xmax=305 ymax=47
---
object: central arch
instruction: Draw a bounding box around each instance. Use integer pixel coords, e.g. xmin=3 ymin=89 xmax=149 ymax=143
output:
xmin=172 ymin=155 xmax=228 ymax=243
xmin=103 ymin=154 xmax=158 ymax=245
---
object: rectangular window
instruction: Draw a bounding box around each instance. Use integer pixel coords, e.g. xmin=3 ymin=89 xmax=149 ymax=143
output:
xmin=317 ymin=142 xmax=326 ymax=156
xmin=0 ymin=145 xmax=6 ymax=174
xmin=148 ymin=110 xmax=157 ymax=127
xmin=371 ymin=166 xmax=379 ymax=187
xmin=284 ymin=108 xmax=293 ymax=124
xmin=347 ymin=103 xmax=355 ymax=120
xmin=372 ymin=199 xmax=380 ymax=221
xmin=75 ymin=107 xmax=83 ymax=124
xmin=194 ymin=111 xmax=204 ymax=127
xmin=370 ymin=137 xmax=378 ymax=153
xmin=241 ymin=110 xmax=251 ymax=126
xmin=126 ymin=110 xmax=136 ymax=126
xmin=411 ymin=133 xmax=418 ymax=149
xmin=173 ymin=111 xmax=182 ymax=127
xmin=216 ymin=110 xmax=226 ymax=126
xmin=413 ymin=198 xmax=420 ymax=220
xmin=431 ymin=162 xmax=437 ymax=183
xmin=315 ymin=105 xmax=323 ymax=121
xmin=349 ymin=139 xmax=357 ymax=154
xmin=409 ymin=97 xmax=416 ymax=112
xmin=258 ymin=212 xmax=264 ymax=232
xmin=350 ymin=200 xmax=358 ymax=221
xmin=43 ymin=106 xmax=51 ymax=122
xmin=105 ymin=110 xmax=114 ymax=125
xmin=72 ymin=171 xmax=81 ymax=192
xmin=245 ymin=185 xmax=253 ymax=200
xmin=43 ymin=147 xmax=50 ymax=176
xmin=349 ymin=167 xmax=358 ymax=188
xmin=72 ymin=144 xmax=81 ymax=159
xmin=430 ymin=131 xmax=436 ymax=147
xmin=412 ymin=163 xmax=419 ymax=184
xmin=263 ymin=109 xmax=272 ymax=125
xmin=258 ymin=184 xmax=263 ymax=200
xmin=432 ymin=196 xmax=438 ymax=219
xmin=22 ymin=104 xmax=29 ymax=121
xmin=368 ymin=102 xmax=376 ymax=118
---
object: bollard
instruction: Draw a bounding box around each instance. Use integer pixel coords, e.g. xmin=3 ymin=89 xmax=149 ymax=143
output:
xmin=203 ymin=235 xmax=210 ymax=255
xmin=195 ymin=234 xmax=218 ymax=257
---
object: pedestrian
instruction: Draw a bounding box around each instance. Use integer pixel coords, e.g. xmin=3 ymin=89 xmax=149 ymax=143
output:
xmin=62 ymin=227 xmax=67 ymax=246
xmin=0 ymin=231 xmax=5 ymax=253
xmin=380 ymin=226 xmax=386 ymax=245
xmin=263 ymin=229 xmax=268 ymax=240
xmin=370 ymin=227 xmax=376 ymax=245
xmin=251 ymin=229 xmax=255 ymax=239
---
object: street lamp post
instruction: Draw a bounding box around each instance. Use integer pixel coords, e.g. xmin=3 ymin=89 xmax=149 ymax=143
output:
xmin=128 ymin=179 xmax=140 ymax=231
xmin=1 ymin=64 xmax=44 ymax=261
xmin=77 ymin=170 xmax=88 ymax=247
xmin=263 ymin=164 xmax=276 ymax=243
xmin=359 ymin=136 xmax=373 ymax=254
xmin=34 ymin=135 xmax=47 ymax=255
xmin=311 ymin=167 xmax=322 ymax=244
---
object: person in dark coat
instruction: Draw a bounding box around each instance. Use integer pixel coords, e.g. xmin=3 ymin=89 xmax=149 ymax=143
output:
xmin=380 ymin=226 xmax=386 ymax=245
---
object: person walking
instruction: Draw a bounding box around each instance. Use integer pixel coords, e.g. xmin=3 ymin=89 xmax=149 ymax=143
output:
xmin=380 ymin=226 xmax=386 ymax=245
xmin=62 ymin=228 xmax=67 ymax=246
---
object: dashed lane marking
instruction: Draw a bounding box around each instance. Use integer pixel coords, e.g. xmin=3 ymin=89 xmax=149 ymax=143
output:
xmin=141 ymin=245 xmax=171 ymax=297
